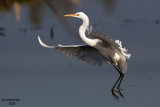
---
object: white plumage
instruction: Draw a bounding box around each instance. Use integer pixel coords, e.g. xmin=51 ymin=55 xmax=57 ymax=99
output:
xmin=38 ymin=12 xmax=131 ymax=101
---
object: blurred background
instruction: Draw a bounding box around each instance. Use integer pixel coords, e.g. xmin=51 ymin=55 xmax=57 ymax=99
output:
xmin=0 ymin=0 xmax=160 ymax=106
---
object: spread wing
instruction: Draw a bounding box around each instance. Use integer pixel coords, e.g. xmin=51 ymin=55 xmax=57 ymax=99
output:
xmin=88 ymin=29 xmax=121 ymax=52
xmin=38 ymin=36 xmax=107 ymax=66
xmin=89 ymin=28 xmax=131 ymax=59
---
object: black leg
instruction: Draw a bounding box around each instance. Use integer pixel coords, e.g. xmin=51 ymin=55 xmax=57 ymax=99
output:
xmin=117 ymin=74 xmax=124 ymax=89
xmin=111 ymin=66 xmax=125 ymax=101
xmin=117 ymin=73 xmax=124 ymax=98
xmin=111 ymin=72 xmax=122 ymax=101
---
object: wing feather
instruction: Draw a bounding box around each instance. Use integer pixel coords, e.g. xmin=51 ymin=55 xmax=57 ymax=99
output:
xmin=88 ymin=28 xmax=131 ymax=59
xmin=89 ymin=30 xmax=121 ymax=51
xmin=38 ymin=36 xmax=107 ymax=66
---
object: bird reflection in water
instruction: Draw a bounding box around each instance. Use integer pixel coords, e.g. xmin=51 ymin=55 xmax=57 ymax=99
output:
xmin=38 ymin=12 xmax=131 ymax=101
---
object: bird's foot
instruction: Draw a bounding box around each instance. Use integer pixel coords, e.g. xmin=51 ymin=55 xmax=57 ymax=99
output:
xmin=111 ymin=88 xmax=124 ymax=101
xmin=117 ymin=88 xmax=124 ymax=98
xmin=112 ymin=89 xmax=119 ymax=101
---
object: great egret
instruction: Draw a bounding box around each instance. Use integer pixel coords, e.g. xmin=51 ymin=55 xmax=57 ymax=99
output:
xmin=38 ymin=12 xmax=131 ymax=101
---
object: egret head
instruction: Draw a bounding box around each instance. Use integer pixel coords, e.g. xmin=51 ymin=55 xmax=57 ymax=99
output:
xmin=64 ymin=12 xmax=88 ymax=20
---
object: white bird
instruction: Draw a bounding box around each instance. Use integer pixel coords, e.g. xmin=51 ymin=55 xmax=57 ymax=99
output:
xmin=38 ymin=12 xmax=131 ymax=101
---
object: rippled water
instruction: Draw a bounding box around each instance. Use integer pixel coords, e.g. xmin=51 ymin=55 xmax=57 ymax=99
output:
xmin=0 ymin=0 xmax=160 ymax=106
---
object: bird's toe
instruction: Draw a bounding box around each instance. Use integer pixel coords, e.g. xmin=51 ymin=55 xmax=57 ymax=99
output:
xmin=117 ymin=88 xmax=124 ymax=98
xmin=111 ymin=89 xmax=119 ymax=101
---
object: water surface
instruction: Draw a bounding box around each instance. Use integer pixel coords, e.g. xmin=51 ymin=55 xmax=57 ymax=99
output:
xmin=0 ymin=0 xmax=160 ymax=106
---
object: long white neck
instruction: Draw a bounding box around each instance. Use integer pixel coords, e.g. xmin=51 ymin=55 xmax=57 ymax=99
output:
xmin=79 ymin=16 xmax=98 ymax=47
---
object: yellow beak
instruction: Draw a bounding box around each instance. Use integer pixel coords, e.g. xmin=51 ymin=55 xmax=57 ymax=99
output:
xmin=64 ymin=14 xmax=79 ymax=17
